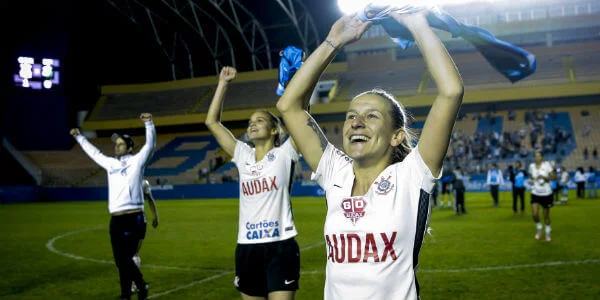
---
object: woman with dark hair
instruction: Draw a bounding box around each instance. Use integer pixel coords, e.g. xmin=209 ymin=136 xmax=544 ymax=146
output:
xmin=205 ymin=67 xmax=301 ymax=300
xmin=528 ymin=151 xmax=556 ymax=241
xmin=276 ymin=11 xmax=463 ymax=299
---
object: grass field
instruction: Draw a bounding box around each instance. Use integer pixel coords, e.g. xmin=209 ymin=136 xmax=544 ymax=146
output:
xmin=1 ymin=191 xmax=600 ymax=299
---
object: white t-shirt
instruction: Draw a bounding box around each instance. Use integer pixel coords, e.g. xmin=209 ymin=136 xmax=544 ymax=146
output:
xmin=528 ymin=161 xmax=554 ymax=196
xmin=76 ymin=121 xmax=156 ymax=214
xmin=233 ymin=139 xmax=299 ymax=244
xmin=312 ymin=144 xmax=438 ymax=300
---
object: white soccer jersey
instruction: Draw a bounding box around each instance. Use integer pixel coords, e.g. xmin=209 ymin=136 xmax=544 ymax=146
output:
xmin=528 ymin=161 xmax=553 ymax=196
xmin=75 ymin=121 xmax=156 ymax=214
xmin=233 ymin=139 xmax=299 ymax=244
xmin=313 ymin=143 xmax=437 ymax=300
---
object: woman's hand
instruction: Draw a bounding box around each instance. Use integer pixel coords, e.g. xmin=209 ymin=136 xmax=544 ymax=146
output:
xmin=325 ymin=15 xmax=371 ymax=49
xmin=219 ymin=66 xmax=237 ymax=83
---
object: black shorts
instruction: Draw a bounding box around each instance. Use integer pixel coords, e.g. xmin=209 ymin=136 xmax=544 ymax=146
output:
xmin=531 ymin=194 xmax=554 ymax=208
xmin=234 ymin=237 xmax=300 ymax=297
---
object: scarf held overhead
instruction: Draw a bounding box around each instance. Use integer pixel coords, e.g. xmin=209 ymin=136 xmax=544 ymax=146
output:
xmin=358 ymin=4 xmax=536 ymax=83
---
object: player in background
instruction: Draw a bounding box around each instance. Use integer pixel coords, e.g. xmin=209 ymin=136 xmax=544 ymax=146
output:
xmin=70 ymin=113 xmax=155 ymax=300
xmin=276 ymin=11 xmax=463 ymax=299
xmin=528 ymin=151 xmax=556 ymax=242
xmin=131 ymin=179 xmax=159 ymax=294
xmin=558 ymin=166 xmax=570 ymax=203
xmin=205 ymin=66 xmax=302 ymax=300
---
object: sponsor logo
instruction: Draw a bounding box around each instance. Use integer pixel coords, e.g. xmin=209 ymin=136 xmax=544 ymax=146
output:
xmin=246 ymin=220 xmax=280 ymax=240
xmin=284 ymin=280 xmax=295 ymax=285
xmin=341 ymin=197 xmax=366 ymax=225
xmin=325 ymin=232 xmax=398 ymax=263
xmin=241 ymin=176 xmax=278 ymax=196
xmin=267 ymin=153 xmax=275 ymax=161
xmin=374 ymin=175 xmax=394 ymax=195
xmin=233 ymin=276 xmax=240 ymax=287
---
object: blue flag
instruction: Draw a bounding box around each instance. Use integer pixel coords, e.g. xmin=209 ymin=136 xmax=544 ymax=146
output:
xmin=359 ymin=5 xmax=536 ymax=83
xmin=277 ymin=46 xmax=305 ymax=96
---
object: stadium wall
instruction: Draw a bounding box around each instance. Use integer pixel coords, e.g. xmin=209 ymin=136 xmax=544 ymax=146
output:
xmin=3 ymin=173 xmax=599 ymax=203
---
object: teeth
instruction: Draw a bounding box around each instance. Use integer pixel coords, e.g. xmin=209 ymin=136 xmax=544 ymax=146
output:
xmin=350 ymin=135 xmax=370 ymax=142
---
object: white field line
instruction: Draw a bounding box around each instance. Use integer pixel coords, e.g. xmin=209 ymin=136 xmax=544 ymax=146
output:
xmin=47 ymin=228 xmax=600 ymax=298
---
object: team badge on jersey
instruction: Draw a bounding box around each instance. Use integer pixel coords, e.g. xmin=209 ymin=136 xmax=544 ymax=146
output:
xmin=267 ymin=152 xmax=275 ymax=161
xmin=374 ymin=175 xmax=394 ymax=195
xmin=341 ymin=197 xmax=367 ymax=225
xmin=250 ymin=163 xmax=264 ymax=176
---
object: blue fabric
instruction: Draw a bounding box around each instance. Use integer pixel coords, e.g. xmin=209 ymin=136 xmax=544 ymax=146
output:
xmin=276 ymin=46 xmax=304 ymax=96
xmin=514 ymin=170 xmax=526 ymax=188
xmin=359 ymin=5 xmax=536 ymax=83
xmin=489 ymin=170 xmax=500 ymax=184
xmin=441 ymin=175 xmax=453 ymax=183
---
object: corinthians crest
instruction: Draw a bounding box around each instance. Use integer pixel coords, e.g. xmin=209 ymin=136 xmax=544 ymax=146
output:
xmin=341 ymin=197 xmax=367 ymax=225
xmin=374 ymin=175 xmax=394 ymax=195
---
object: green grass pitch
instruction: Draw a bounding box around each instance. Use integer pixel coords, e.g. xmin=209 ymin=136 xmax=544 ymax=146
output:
xmin=1 ymin=191 xmax=599 ymax=299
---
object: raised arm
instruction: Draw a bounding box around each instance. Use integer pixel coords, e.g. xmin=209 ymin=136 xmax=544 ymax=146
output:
xmin=277 ymin=15 xmax=371 ymax=171
xmin=391 ymin=12 xmax=464 ymax=176
xmin=70 ymin=128 xmax=113 ymax=169
xmin=138 ymin=113 xmax=156 ymax=165
xmin=205 ymin=67 xmax=238 ymax=158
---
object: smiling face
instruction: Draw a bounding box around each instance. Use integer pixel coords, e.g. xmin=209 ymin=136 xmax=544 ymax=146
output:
xmin=342 ymin=93 xmax=404 ymax=164
xmin=247 ymin=111 xmax=277 ymax=145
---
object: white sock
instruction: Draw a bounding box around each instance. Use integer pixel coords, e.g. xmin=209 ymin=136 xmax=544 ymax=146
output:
xmin=545 ymin=225 xmax=552 ymax=235
xmin=133 ymin=254 xmax=141 ymax=268
xmin=536 ymin=223 xmax=543 ymax=231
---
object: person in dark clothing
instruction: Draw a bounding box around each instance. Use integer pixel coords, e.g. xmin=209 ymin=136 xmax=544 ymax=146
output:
xmin=509 ymin=161 xmax=528 ymax=214
xmin=431 ymin=181 xmax=439 ymax=207
xmin=453 ymin=166 xmax=467 ymax=215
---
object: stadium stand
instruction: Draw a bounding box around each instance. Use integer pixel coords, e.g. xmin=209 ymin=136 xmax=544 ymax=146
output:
xmin=93 ymin=86 xmax=214 ymax=120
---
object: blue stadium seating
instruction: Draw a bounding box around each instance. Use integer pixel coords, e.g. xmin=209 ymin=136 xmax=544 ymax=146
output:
xmin=145 ymin=135 xmax=220 ymax=176
xmin=476 ymin=116 xmax=503 ymax=135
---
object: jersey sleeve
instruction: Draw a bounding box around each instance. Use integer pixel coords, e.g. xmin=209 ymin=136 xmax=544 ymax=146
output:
xmin=136 ymin=121 xmax=157 ymax=166
xmin=402 ymin=146 xmax=440 ymax=193
xmin=279 ymin=138 xmax=299 ymax=162
xmin=233 ymin=140 xmax=253 ymax=165
xmin=75 ymin=135 xmax=115 ymax=170
xmin=311 ymin=143 xmax=351 ymax=188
